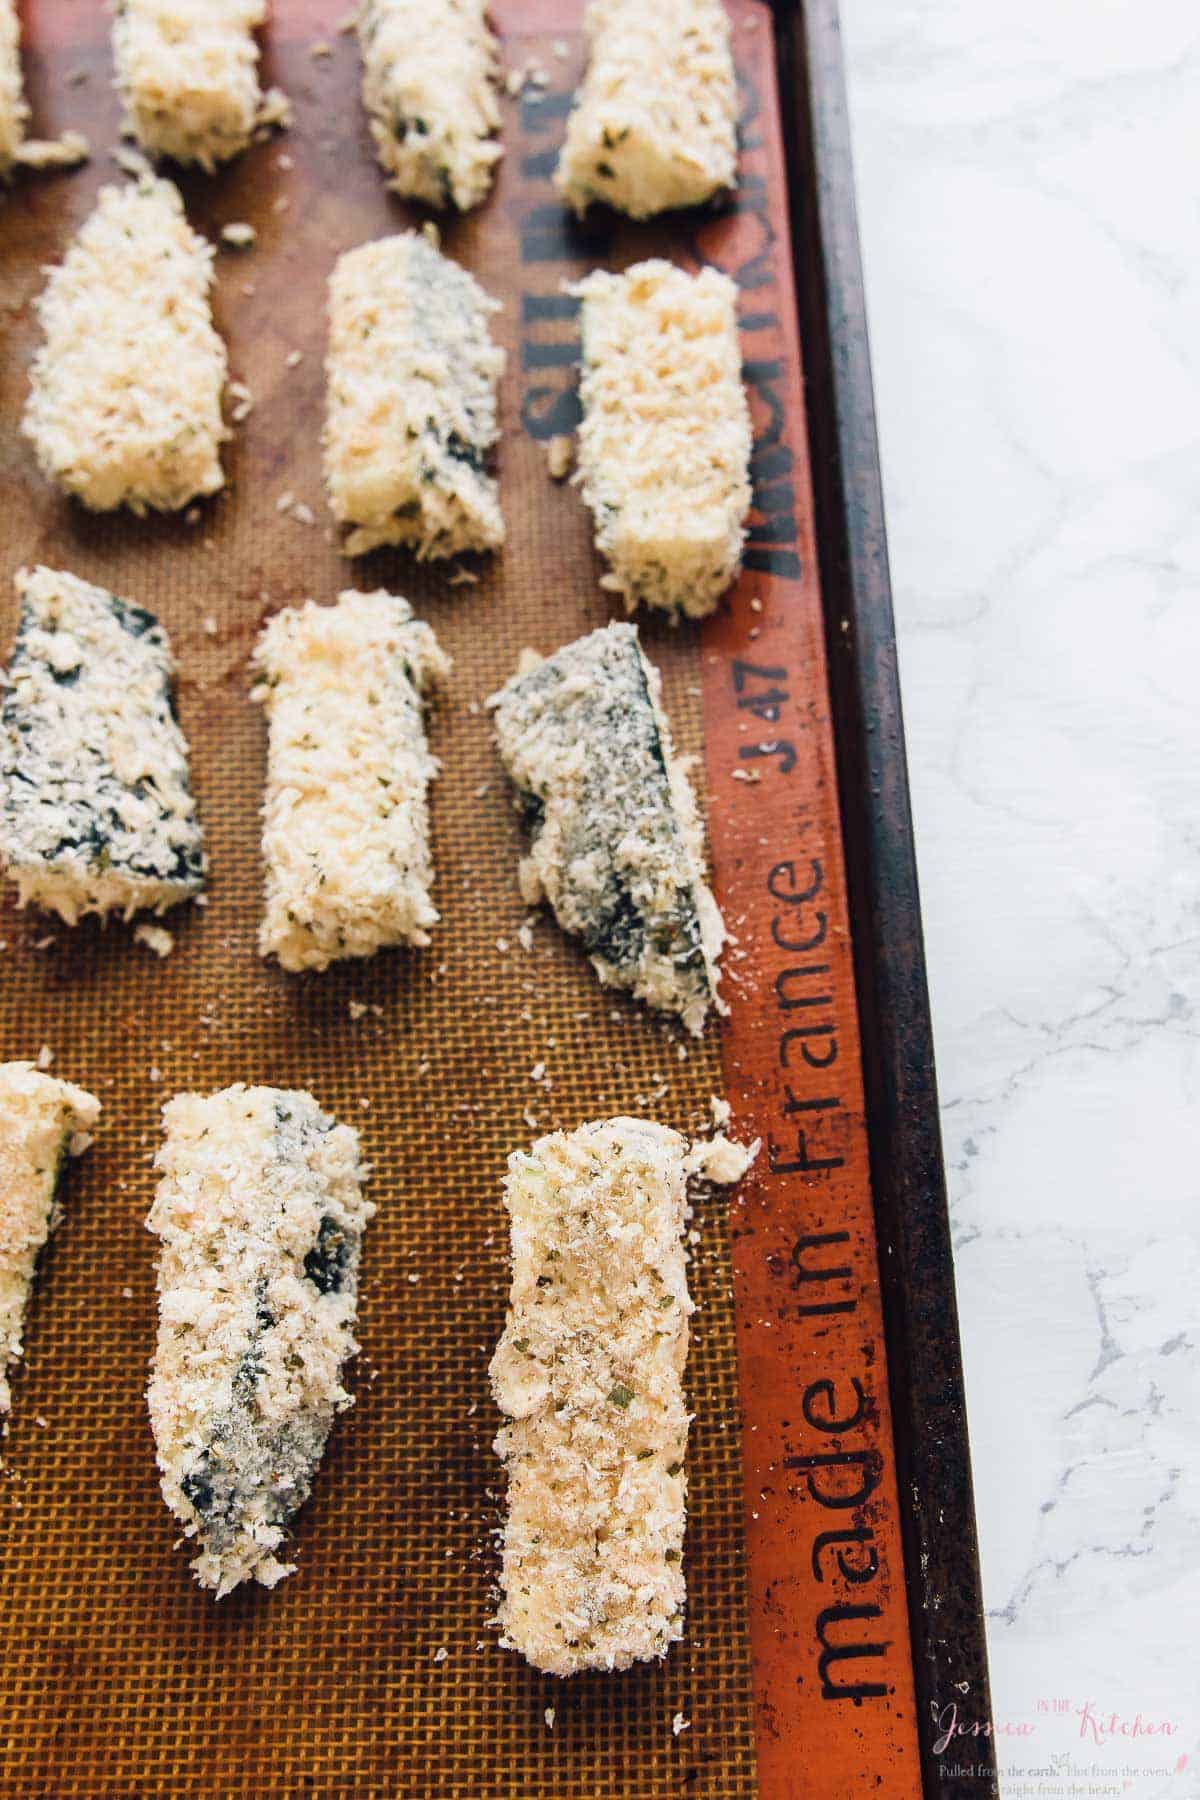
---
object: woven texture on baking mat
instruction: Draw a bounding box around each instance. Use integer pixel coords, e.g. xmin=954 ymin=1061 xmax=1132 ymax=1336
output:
xmin=0 ymin=3 xmax=794 ymax=1796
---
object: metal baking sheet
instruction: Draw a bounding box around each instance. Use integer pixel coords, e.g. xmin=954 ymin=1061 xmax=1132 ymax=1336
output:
xmin=0 ymin=3 xmax=993 ymax=1794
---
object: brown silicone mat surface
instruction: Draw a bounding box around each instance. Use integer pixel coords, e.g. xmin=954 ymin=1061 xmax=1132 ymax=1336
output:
xmin=0 ymin=4 xmax=793 ymax=1796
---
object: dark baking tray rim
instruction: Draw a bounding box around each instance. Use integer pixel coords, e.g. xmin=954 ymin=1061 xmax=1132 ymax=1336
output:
xmin=773 ymin=4 xmax=997 ymax=1794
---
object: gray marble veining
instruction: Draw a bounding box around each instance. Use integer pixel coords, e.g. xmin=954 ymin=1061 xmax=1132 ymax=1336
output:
xmin=843 ymin=0 xmax=1200 ymax=1789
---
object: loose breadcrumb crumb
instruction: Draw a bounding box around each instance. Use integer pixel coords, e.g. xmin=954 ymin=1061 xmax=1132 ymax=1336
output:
xmin=545 ymin=435 xmax=574 ymax=481
xmin=134 ymin=922 xmax=175 ymax=958
xmin=256 ymin=86 xmax=292 ymax=132
xmin=220 ymin=220 xmax=257 ymax=249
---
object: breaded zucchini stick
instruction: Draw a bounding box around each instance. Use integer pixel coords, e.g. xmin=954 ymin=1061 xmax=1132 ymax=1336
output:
xmin=555 ymin=0 xmax=737 ymax=220
xmin=357 ymin=0 xmax=501 ymax=211
xmin=252 ymin=589 xmax=451 ymax=972
xmin=572 ymin=260 xmax=751 ymax=618
xmin=147 ymin=1085 xmax=373 ymax=1596
xmin=0 ymin=1062 xmax=100 ymax=1417
xmin=22 ymin=175 xmax=228 ymax=515
xmin=323 ymin=230 xmax=505 ymax=559
xmin=113 ymin=0 xmax=266 ymax=170
xmin=0 ymin=0 xmax=27 ymax=173
xmin=0 ymin=566 xmax=206 ymax=925
xmin=490 ymin=1118 xmax=694 ymax=1675
xmin=490 ymin=622 xmax=725 ymax=1035
xmin=0 ymin=0 xmax=88 ymax=176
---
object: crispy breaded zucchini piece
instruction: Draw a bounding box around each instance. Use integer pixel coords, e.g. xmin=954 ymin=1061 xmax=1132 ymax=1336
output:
xmin=555 ymin=0 xmax=737 ymax=220
xmin=491 ymin=622 xmax=725 ymax=1034
xmin=0 ymin=1062 xmax=99 ymax=1417
xmin=0 ymin=0 xmax=88 ymax=177
xmin=357 ymin=0 xmax=501 ymax=211
xmin=491 ymin=1116 xmax=757 ymax=1674
xmin=113 ymin=0 xmax=266 ymax=170
xmin=0 ymin=0 xmax=28 ymax=173
xmin=252 ymin=589 xmax=451 ymax=972
xmin=572 ymin=260 xmax=751 ymax=618
xmin=22 ymin=175 xmax=228 ymax=514
xmin=0 ymin=566 xmax=205 ymax=925
xmin=323 ymin=230 xmax=505 ymax=559
xmin=490 ymin=1118 xmax=693 ymax=1675
xmin=147 ymin=1085 xmax=372 ymax=1596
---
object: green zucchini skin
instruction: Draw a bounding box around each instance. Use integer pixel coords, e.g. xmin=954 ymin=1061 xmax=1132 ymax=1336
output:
xmin=492 ymin=623 xmax=725 ymax=1034
xmin=0 ymin=565 xmax=205 ymax=921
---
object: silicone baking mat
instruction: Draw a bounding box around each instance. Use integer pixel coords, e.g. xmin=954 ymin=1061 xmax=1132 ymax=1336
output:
xmin=0 ymin=3 xmax=925 ymax=1794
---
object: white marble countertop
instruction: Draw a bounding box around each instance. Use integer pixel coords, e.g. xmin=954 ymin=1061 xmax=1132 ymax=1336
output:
xmin=841 ymin=1 xmax=1199 ymax=1791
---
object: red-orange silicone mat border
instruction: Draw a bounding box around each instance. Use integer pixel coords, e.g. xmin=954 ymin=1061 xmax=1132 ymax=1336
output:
xmin=0 ymin=2 xmax=994 ymax=1796
xmin=765 ymin=6 xmax=997 ymax=1794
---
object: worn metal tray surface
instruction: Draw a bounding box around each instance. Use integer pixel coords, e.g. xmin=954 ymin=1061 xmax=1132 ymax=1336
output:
xmin=0 ymin=2 xmax=992 ymax=1796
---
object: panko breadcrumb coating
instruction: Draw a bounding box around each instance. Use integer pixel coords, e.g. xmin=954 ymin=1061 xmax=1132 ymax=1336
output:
xmin=571 ymin=260 xmax=751 ymax=618
xmin=22 ymin=175 xmax=228 ymax=515
xmin=0 ymin=566 xmax=206 ymax=925
xmin=357 ymin=0 xmax=501 ymax=211
xmin=0 ymin=0 xmax=89 ymax=177
xmin=323 ymin=231 xmax=505 ymax=558
xmin=0 ymin=1061 xmax=100 ymax=1417
xmin=555 ymin=0 xmax=737 ymax=220
xmin=252 ymin=589 xmax=450 ymax=972
xmin=491 ymin=623 xmax=726 ymax=1034
xmin=491 ymin=1117 xmax=756 ymax=1675
xmin=113 ymin=0 xmax=267 ymax=170
xmin=147 ymin=1084 xmax=372 ymax=1596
